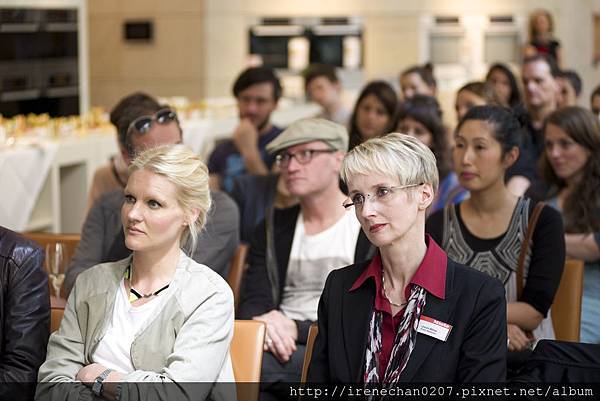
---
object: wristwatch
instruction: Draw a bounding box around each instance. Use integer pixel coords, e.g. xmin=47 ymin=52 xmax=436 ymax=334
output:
xmin=92 ymin=368 xmax=112 ymax=397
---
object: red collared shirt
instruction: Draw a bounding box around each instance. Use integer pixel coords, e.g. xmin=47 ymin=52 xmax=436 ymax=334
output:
xmin=349 ymin=235 xmax=448 ymax=378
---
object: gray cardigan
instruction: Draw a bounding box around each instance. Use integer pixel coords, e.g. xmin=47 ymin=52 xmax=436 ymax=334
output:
xmin=37 ymin=251 xmax=235 ymax=401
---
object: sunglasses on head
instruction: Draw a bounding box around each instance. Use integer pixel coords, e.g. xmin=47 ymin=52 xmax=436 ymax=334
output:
xmin=127 ymin=108 xmax=179 ymax=135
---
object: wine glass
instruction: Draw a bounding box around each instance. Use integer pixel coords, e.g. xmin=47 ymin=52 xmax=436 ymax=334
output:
xmin=45 ymin=243 xmax=67 ymax=298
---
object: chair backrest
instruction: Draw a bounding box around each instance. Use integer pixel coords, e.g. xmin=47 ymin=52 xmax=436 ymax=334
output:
xmin=22 ymin=232 xmax=80 ymax=299
xmin=301 ymin=323 xmax=319 ymax=383
xmin=231 ymin=320 xmax=265 ymax=401
xmin=23 ymin=232 xmax=80 ymax=264
xmin=551 ymin=259 xmax=585 ymax=342
xmin=226 ymin=243 xmax=249 ymax=310
xmin=50 ymin=307 xmax=65 ymax=333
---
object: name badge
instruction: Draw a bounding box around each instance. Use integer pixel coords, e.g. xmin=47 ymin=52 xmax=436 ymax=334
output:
xmin=417 ymin=315 xmax=452 ymax=341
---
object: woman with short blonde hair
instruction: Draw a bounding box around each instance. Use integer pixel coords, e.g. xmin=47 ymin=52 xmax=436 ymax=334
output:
xmin=38 ymin=145 xmax=234 ymax=401
xmin=308 ymin=132 xmax=507 ymax=383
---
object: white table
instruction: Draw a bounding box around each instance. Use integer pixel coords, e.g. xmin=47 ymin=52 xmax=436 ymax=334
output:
xmin=0 ymin=133 xmax=117 ymax=233
xmin=0 ymin=142 xmax=58 ymax=232
xmin=0 ymin=101 xmax=321 ymax=234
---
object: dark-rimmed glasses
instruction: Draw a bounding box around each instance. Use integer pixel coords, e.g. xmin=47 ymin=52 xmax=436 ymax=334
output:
xmin=275 ymin=149 xmax=336 ymax=168
xmin=343 ymin=183 xmax=424 ymax=209
xmin=126 ymin=108 xmax=179 ymax=135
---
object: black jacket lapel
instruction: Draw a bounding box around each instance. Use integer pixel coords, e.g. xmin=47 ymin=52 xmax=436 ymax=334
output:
xmin=342 ymin=263 xmax=374 ymax=382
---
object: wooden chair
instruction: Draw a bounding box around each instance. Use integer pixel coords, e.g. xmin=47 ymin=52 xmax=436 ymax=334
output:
xmin=551 ymin=259 xmax=585 ymax=342
xmin=23 ymin=232 xmax=80 ymax=299
xmin=226 ymin=243 xmax=249 ymax=311
xmin=231 ymin=320 xmax=266 ymax=401
xmin=50 ymin=306 xmax=65 ymax=333
xmin=23 ymin=232 xmax=80 ymax=262
xmin=300 ymin=324 xmax=319 ymax=383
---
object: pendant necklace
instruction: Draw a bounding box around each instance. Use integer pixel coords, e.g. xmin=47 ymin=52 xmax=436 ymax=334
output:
xmin=125 ymin=264 xmax=170 ymax=303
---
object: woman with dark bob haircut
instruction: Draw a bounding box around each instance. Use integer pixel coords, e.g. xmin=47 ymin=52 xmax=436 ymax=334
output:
xmin=348 ymin=80 xmax=398 ymax=150
xmin=540 ymin=106 xmax=600 ymax=343
xmin=395 ymin=94 xmax=468 ymax=214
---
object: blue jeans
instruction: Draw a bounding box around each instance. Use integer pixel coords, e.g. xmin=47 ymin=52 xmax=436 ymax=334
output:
xmin=581 ymin=262 xmax=600 ymax=344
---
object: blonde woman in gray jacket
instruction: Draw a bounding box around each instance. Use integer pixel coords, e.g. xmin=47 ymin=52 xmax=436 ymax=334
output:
xmin=37 ymin=145 xmax=235 ymax=401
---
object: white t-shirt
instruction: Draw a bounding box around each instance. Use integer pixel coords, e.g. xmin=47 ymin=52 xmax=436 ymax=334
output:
xmin=279 ymin=210 xmax=361 ymax=321
xmin=92 ymin=281 xmax=167 ymax=373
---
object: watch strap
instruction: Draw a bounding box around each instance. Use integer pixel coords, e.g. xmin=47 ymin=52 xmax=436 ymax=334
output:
xmin=92 ymin=368 xmax=112 ymax=397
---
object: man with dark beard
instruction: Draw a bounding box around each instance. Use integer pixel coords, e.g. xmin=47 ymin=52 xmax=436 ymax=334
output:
xmin=208 ymin=67 xmax=284 ymax=192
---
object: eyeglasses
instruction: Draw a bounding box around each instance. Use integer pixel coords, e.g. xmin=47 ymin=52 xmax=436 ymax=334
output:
xmin=127 ymin=108 xmax=179 ymax=135
xmin=343 ymin=183 xmax=424 ymax=209
xmin=275 ymin=149 xmax=336 ymax=167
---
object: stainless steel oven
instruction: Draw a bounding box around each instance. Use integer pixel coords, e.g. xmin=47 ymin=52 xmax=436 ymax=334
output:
xmin=249 ymin=18 xmax=306 ymax=69
xmin=249 ymin=17 xmax=362 ymax=71
xmin=0 ymin=7 xmax=79 ymax=117
xmin=309 ymin=17 xmax=362 ymax=69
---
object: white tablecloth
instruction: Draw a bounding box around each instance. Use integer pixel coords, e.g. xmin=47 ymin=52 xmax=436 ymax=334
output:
xmin=0 ymin=142 xmax=58 ymax=231
xmin=0 ymin=101 xmax=321 ymax=233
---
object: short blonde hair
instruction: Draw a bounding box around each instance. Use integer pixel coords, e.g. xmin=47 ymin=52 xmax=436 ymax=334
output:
xmin=129 ymin=144 xmax=211 ymax=255
xmin=341 ymin=132 xmax=439 ymax=193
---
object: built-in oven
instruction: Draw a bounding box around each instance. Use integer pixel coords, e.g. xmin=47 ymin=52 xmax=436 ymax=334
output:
xmin=249 ymin=18 xmax=307 ymax=69
xmin=0 ymin=7 xmax=79 ymax=117
xmin=308 ymin=17 xmax=362 ymax=69
xmin=249 ymin=17 xmax=363 ymax=71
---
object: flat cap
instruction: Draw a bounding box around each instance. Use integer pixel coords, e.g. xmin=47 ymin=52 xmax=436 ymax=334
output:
xmin=266 ymin=118 xmax=348 ymax=154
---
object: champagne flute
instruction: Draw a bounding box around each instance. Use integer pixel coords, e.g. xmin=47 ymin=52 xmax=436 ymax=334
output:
xmin=45 ymin=243 xmax=67 ymax=298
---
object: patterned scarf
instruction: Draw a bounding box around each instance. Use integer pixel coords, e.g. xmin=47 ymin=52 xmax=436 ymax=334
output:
xmin=363 ymin=284 xmax=427 ymax=389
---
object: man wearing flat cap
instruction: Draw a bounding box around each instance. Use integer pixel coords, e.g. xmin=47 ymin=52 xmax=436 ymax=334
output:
xmin=238 ymin=118 xmax=373 ymax=399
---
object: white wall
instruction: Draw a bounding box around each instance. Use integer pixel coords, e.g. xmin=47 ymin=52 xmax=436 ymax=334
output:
xmin=85 ymin=0 xmax=600 ymax=114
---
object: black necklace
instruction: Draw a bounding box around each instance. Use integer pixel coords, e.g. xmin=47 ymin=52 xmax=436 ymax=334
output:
xmin=125 ymin=265 xmax=170 ymax=303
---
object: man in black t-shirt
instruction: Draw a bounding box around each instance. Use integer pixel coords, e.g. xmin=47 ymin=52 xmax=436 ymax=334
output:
xmin=207 ymin=67 xmax=284 ymax=192
xmin=507 ymin=54 xmax=559 ymax=196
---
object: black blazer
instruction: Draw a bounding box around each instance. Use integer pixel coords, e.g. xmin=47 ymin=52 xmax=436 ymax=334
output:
xmin=238 ymin=205 xmax=374 ymax=343
xmin=307 ymin=258 xmax=507 ymax=382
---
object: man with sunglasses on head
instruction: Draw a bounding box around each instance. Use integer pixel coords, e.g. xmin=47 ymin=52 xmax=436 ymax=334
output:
xmin=207 ymin=67 xmax=284 ymax=192
xmin=237 ymin=118 xmax=373 ymax=400
xmin=65 ymin=92 xmax=240 ymax=294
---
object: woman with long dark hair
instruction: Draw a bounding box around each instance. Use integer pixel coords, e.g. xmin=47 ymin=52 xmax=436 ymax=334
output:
xmin=486 ymin=63 xmax=522 ymax=109
xmin=348 ymin=81 xmax=397 ymax=150
xmin=541 ymin=106 xmax=600 ymax=343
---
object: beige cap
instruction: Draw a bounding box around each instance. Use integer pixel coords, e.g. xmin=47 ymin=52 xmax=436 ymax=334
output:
xmin=266 ymin=118 xmax=348 ymax=154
